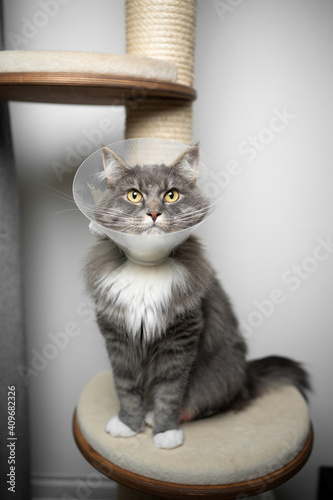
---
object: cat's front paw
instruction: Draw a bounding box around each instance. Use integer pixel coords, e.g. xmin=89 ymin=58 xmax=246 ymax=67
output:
xmin=153 ymin=429 xmax=184 ymax=449
xmin=105 ymin=415 xmax=137 ymax=437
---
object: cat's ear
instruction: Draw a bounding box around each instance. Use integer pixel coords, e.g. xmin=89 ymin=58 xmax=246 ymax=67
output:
xmin=102 ymin=147 xmax=130 ymax=186
xmin=171 ymin=146 xmax=200 ymax=186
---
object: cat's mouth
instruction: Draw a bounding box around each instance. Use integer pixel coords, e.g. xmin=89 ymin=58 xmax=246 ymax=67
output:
xmin=139 ymin=215 xmax=168 ymax=235
xmin=142 ymin=225 xmax=166 ymax=235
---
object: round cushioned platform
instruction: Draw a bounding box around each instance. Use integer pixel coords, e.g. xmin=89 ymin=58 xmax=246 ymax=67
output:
xmin=0 ymin=51 xmax=178 ymax=82
xmin=76 ymin=371 xmax=311 ymax=488
xmin=0 ymin=51 xmax=196 ymax=105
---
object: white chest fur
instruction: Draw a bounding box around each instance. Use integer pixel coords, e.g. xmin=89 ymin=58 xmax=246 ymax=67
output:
xmin=97 ymin=259 xmax=188 ymax=340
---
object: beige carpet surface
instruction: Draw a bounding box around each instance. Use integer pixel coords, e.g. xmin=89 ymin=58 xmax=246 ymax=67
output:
xmin=77 ymin=370 xmax=310 ymax=485
xmin=0 ymin=50 xmax=178 ymax=82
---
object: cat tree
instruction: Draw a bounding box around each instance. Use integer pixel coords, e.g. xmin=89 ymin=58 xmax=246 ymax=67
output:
xmin=0 ymin=1 xmax=312 ymax=498
xmin=75 ymin=2 xmax=313 ymax=498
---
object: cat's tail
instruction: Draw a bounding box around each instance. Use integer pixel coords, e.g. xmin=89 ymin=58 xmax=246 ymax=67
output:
xmin=233 ymin=356 xmax=311 ymax=409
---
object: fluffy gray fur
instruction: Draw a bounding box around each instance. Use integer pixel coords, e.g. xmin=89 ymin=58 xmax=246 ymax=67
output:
xmin=84 ymin=146 xmax=310 ymax=446
xmin=94 ymin=146 xmax=209 ymax=234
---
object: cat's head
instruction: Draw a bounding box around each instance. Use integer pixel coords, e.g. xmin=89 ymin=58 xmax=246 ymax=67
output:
xmin=94 ymin=146 xmax=209 ymax=234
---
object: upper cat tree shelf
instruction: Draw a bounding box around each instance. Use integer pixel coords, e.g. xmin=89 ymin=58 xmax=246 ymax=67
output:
xmin=0 ymin=51 xmax=196 ymax=105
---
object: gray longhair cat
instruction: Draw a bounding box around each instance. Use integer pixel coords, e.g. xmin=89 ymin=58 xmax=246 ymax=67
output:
xmin=84 ymin=145 xmax=310 ymax=449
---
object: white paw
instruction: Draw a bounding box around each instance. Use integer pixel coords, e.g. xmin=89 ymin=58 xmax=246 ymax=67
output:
xmin=153 ymin=429 xmax=184 ymax=449
xmin=105 ymin=415 xmax=137 ymax=437
xmin=144 ymin=410 xmax=155 ymax=427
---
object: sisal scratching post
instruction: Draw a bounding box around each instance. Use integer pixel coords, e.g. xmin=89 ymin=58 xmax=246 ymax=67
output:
xmin=125 ymin=98 xmax=193 ymax=142
xmin=125 ymin=0 xmax=196 ymax=144
xmin=126 ymin=0 xmax=196 ymax=86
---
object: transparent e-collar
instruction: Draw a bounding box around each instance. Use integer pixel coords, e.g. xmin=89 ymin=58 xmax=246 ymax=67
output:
xmin=73 ymin=138 xmax=224 ymax=265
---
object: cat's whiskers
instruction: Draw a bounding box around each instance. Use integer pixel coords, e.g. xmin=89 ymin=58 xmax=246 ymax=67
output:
xmin=50 ymin=208 xmax=81 ymax=217
xmin=179 ymin=206 xmax=210 ymax=215
xmin=39 ymin=182 xmax=77 ymax=204
xmin=95 ymin=209 xmax=135 ymax=221
xmin=175 ymin=209 xmax=210 ymax=221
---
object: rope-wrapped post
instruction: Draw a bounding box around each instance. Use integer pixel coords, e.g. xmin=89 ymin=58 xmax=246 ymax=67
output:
xmin=125 ymin=0 xmax=196 ymax=144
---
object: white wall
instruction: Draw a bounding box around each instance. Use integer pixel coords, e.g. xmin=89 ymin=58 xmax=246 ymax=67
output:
xmin=4 ymin=1 xmax=333 ymax=499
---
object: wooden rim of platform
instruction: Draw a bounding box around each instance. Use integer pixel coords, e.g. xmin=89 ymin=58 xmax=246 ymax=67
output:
xmin=73 ymin=410 xmax=313 ymax=499
xmin=0 ymin=72 xmax=196 ymax=105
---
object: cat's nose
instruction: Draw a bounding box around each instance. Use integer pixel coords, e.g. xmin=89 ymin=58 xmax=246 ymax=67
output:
xmin=147 ymin=211 xmax=161 ymax=222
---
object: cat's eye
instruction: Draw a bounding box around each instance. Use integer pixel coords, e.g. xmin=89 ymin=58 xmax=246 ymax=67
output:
xmin=164 ymin=189 xmax=179 ymax=203
xmin=127 ymin=189 xmax=143 ymax=203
